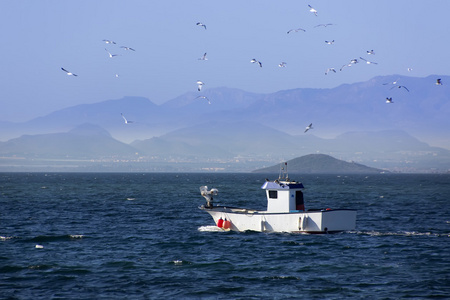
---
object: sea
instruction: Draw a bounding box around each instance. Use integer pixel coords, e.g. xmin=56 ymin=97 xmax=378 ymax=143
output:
xmin=1 ymin=172 xmax=449 ymax=299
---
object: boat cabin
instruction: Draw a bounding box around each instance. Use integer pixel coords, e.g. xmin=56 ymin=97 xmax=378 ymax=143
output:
xmin=261 ymin=180 xmax=305 ymax=213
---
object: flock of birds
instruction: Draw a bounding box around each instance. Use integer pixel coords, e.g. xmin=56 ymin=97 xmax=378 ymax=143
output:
xmin=60 ymin=4 xmax=444 ymax=134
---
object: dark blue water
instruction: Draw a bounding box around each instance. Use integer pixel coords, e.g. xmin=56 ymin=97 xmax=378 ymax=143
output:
xmin=1 ymin=173 xmax=449 ymax=299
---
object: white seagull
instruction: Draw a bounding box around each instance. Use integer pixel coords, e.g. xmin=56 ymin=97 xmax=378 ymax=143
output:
xmin=278 ymin=62 xmax=287 ymax=67
xmin=287 ymin=28 xmax=306 ymax=34
xmin=61 ymin=67 xmax=77 ymax=76
xmin=197 ymin=80 xmax=204 ymax=91
xmin=325 ymin=68 xmax=336 ymax=75
xmin=436 ymin=78 xmax=443 ymax=85
xmin=103 ymin=39 xmax=116 ymax=44
xmin=383 ymin=78 xmax=400 ymax=85
xmin=251 ymin=58 xmax=262 ymax=68
xmin=386 ymin=97 xmax=394 ymax=104
xmin=390 ymin=85 xmax=410 ymax=92
xmin=308 ymin=5 xmax=318 ymax=16
xmin=304 ymin=123 xmax=313 ymax=133
xmin=195 ymin=95 xmax=211 ymax=104
xmin=367 ymin=50 xmax=375 ymax=55
xmin=105 ymin=48 xmax=119 ymax=58
xmin=198 ymin=52 xmax=208 ymax=60
xmin=120 ymin=46 xmax=135 ymax=51
xmin=196 ymin=22 xmax=207 ymax=30
xmin=407 ymin=67 xmax=413 ymax=72
xmin=121 ymin=113 xmax=134 ymax=124
xmin=340 ymin=59 xmax=358 ymax=71
xmin=359 ymin=57 xmax=378 ymax=65
xmin=315 ymin=23 xmax=334 ymax=28
xmin=325 ymin=40 xmax=335 ymax=45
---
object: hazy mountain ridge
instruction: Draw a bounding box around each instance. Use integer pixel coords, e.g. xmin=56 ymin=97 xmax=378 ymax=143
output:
xmin=1 ymin=122 xmax=449 ymax=172
xmin=0 ymin=75 xmax=449 ymax=148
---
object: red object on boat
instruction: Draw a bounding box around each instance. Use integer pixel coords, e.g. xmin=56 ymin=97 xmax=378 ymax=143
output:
xmin=217 ymin=218 xmax=224 ymax=228
xmin=223 ymin=219 xmax=231 ymax=230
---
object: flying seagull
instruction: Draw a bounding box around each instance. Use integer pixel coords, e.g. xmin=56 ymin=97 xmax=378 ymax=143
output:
xmin=325 ymin=68 xmax=336 ymax=75
xmin=325 ymin=40 xmax=335 ymax=45
xmin=251 ymin=58 xmax=262 ymax=67
xmin=390 ymin=85 xmax=410 ymax=92
xmin=287 ymin=28 xmax=306 ymax=34
xmin=197 ymin=80 xmax=204 ymax=91
xmin=120 ymin=46 xmax=136 ymax=51
xmin=367 ymin=50 xmax=375 ymax=55
xmin=359 ymin=57 xmax=378 ymax=65
xmin=195 ymin=95 xmax=211 ymax=104
xmin=386 ymin=97 xmax=394 ymax=104
xmin=121 ymin=113 xmax=134 ymax=124
xmin=407 ymin=67 xmax=413 ymax=72
xmin=103 ymin=39 xmax=116 ymax=44
xmin=383 ymin=78 xmax=400 ymax=85
xmin=308 ymin=5 xmax=318 ymax=16
xmin=436 ymin=78 xmax=443 ymax=85
xmin=196 ymin=22 xmax=207 ymax=30
xmin=198 ymin=52 xmax=208 ymax=60
xmin=340 ymin=58 xmax=358 ymax=71
xmin=315 ymin=23 xmax=334 ymax=28
xmin=304 ymin=123 xmax=313 ymax=133
xmin=278 ymin=62 xmax=287 ymax=67
xmin=105 ymin=48 xmax=119 ymax=58
xmin=61 ymin=67 xmax=77 ymax=76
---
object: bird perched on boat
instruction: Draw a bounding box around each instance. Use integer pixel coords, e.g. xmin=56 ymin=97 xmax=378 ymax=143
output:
xmin=325 ymin=40 xmax=335 ymax=45
xmin=304 ymin=123 xmax=313 ymax=133
xmin=103 ymin=39 xmax=116 ymax=44
xmin=325 ymin=68 xmax=336 ymax=75
xmin=251 ymin=59 xmax=262 ymax=67
xmin=367 ymin=50 xmax=375 ymax=55
xmin=196 ymin=80 xmax=204 ymax=91
xmin=195 ymin=95 xmax=211 ymax=104
xmin=308 ymin=5 xmax=318 ymax=16
xmin=359 ymin=57 xmax=378 ymax=65
xmin=390 ymin=85 xmax=409 ymax=92
xmin=386 ymin=97 xmax=393 ymax=104
xmin=120 ymin=46 xmax=135 ymax=51
xmin=61 ymin=67 xmax=77 ymax=76
xmin=436 ymin=78 xmax=443 ymax=85
xmin=196 ymin=22 xmax=207 ymax=29
xmin=278 ymin=62 xmax=287 ymax=67
xmin=121 ymin=113 xmax=134 ymax=124
xmin=198 ymin=52 xmax=208 ymax=60
xmin=105 ymin=48 xmax=119 ymax=58
xmin=287 ymin=28 xmax=306 ymax=34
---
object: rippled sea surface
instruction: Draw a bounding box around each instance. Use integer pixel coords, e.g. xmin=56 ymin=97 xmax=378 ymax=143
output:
xmin=1 ymin=172 xmax=449 ymax=299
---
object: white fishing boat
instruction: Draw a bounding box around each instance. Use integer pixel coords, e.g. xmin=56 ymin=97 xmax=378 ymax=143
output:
xmin=199 ymin=165 xmax=357 ymax=233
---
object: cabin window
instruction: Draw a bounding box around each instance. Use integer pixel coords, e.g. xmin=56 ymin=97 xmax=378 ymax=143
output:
xmin=268 ymin=190 xmax=278 ymax=199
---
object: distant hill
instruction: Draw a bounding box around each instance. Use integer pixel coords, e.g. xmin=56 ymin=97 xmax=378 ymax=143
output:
xmin=252 ymin=154 xmax=387 ymax=174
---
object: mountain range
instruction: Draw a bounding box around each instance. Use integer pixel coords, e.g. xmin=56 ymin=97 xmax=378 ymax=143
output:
xmin=0 ymin=74 xmax=449 ymax=172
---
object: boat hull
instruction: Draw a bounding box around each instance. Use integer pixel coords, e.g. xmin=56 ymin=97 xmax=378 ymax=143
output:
xmin=201 ymin=206 xmax=356 ymax=233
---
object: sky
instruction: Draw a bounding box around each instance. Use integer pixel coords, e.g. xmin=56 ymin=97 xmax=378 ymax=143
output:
xmin=1 ymin=0 xmax=449 ymax=122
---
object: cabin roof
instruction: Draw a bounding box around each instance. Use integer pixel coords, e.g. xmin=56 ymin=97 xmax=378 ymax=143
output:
xmin=261 ymin=181 xmax=304 ymax=190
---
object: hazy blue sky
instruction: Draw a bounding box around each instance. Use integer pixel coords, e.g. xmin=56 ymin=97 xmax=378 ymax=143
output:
xmin=1 ymin=0 xmax=449 ymax=122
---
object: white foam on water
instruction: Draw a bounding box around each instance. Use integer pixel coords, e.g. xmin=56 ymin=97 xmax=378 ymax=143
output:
xmin=197 ymin=225 xmax=224 ymax=232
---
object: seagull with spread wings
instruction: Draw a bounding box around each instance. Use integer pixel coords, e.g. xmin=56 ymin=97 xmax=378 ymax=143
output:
xmin=105 ymin=48 xmax=119 ymax=58
xmin=198 ymin=52 xmax=208 ymax=60
xmin=386 ymin=97 xmax=394 ymax=104
xmin=121 ymin=113 xmax=134 ymax=124
xmin=304 ymin=123 xmax=313 ymax=133
xmin=61 ymin=67 xmax=77 ymax=76
xmin=287 ymin=28 xmax=306 ymax=34
xmin=195 ymin=95 xmax=211 ymax=104
xmin=436 ymin=78 xmax=443 ymax=85
xmin=251 ymin=58 xmax=262 ymax=68
xmin=325 ymin=68 xmax=336 ymax=75
xmin=390 ymin=85 xmax=409 ymax=92
xmin=120 ymin=46 xmax=135 ymax=51
xmin=196 ymin=22 xmax=207 ymax=29
xmin=308 ymin=5 xmax=318 ymax=16
xmin=197 ymin=80 xmax=204 ymax=91
xmin=359 ymin=57 xmax=378 ymax=65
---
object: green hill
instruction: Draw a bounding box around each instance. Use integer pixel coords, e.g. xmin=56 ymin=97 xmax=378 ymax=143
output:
xmin=253 ymin=154 xmax=387 ymax=174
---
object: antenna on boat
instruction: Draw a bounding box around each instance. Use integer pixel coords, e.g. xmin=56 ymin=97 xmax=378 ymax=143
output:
xmin=278 ymin=162 xmax=289 ymax=181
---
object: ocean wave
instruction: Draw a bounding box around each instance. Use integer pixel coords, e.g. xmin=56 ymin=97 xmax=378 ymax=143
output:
xmin=352 ymin=231 xmax=447 ymax=237
xmin=197 ymin=225 xmax=225 ymax=232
